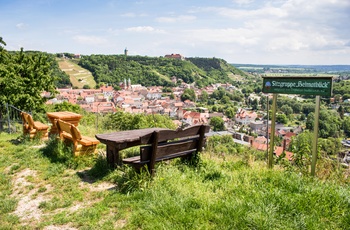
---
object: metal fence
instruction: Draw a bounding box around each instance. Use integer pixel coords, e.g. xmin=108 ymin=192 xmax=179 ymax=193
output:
xmin=0 ymin=103 xmax=25 ymax=134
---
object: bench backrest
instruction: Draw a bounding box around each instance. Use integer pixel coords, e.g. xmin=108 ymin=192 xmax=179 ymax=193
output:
xmin=140 ymin=125 xmax=210 ymax=171
xmin=55 ymin=119 xmax=82 ymax=141
xmin=21 ymin=112 xmax=35 ymax=129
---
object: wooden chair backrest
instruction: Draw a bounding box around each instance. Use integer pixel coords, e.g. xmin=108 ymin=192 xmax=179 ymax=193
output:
xmin=21 ymin=112 xmax=35 ymax=129
xmin=70 ymin=124 xmax=82 ymax=140
xmin=56 ymin=119 xmax=82 ymax=141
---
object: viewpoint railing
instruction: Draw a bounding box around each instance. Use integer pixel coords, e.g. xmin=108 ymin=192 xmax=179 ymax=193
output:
xmin=0 ymin=103 xmax=25 ymax=133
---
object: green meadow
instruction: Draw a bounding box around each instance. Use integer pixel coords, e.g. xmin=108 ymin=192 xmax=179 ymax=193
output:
xmin=1 ymin=129 xmax=349 ymax=229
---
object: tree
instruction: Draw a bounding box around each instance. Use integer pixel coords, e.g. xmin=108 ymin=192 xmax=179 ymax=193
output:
xmin=280 ymin=105 xmax=293 ymax=116
xmin=302 ymin=103 xmax=315 ymax=115
xmin=343 ymin=116 xmax=350 ymax=137
xmin=52 ymin=101 xmax=82 ymax=114
xmin=276 ymin=113 xmax=288 ymax=124
xmin=210 ymin=116 xmax=225 ymax=131
xmin=337 ymin=105 xmax=344 ymax=119
xmin=181 ymin=88 xmax=196 ymax=102
xmin=306 ymin=110 xmax=342 ymax=138
xmin=0 ymin=42 xmax=56 ymax=112
xmin=220 ymin=95 xmax=231 ymax=104
xmin=288 ymin=131 xmax=312 ymax=169
xmin=251 ymin=98 xmax=259 ymax=110
xmin=199 ymin=90 xmax=209 ymax=103
xmin=225 ymin=107 xmax=237 ymax=119
xmin=318 ymin=137 xmax=342 ymax=156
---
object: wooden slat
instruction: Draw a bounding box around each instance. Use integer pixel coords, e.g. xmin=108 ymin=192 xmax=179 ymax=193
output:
xmin=140 ymin=138 xmax=198 ymax=161
xmin=122 ymin=156 xmax=141 ymax=164
xmin=155 ymin=125 xmax=210 ymax=143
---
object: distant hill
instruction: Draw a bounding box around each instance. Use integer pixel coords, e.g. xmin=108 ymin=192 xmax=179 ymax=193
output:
xmin=232 ymin=63 xmax=350 ymax=73
xmin=77 ymin=55 xmax=250 ymax=88
xmin=57 ymin=58 xmax=96 ymax=89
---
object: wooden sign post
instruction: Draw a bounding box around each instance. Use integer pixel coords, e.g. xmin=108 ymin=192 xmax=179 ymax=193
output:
xmin=262 ymin=76 xmax=333 ymax=175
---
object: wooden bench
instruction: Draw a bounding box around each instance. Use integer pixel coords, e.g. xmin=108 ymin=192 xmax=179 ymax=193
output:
xmin=55 ymin=119 xmax=100 ymax=156
xmin=122 ymin=124 xmax=210 ymax=176
xmin=21 ymin=112 xmax=49 ymax=140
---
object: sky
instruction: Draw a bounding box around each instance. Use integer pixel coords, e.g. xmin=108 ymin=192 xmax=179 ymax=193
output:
xmin=1 ymin=0 xmax=350 ymax=65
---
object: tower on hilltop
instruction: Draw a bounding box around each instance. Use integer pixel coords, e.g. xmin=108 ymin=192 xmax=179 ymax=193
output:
xmin=124 ymin=47 xmax=128 ymax=56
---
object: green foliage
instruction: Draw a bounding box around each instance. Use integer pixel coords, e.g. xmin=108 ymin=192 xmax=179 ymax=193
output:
xmin=224 ymin=107 xmax=237 ymax=118
xmin=199 ymin=90 xmax=209 ymax=103
xmin=41 ymin=137 xmax=95 ymax=170
xmin=209 ymin=116 xmax=225 ymax=131
xmin=211 ymin=87 xmax=244 ymax=104
xmin=276 ymin=113 xmax=289 ymax=124
xmin=318 ymin=137 xmax=342 ymax=156
xmin=206 ymin=135 xmax=246 ymax=156
xmin=51 ymin=101 xmax=83 ymax=114
xmin=306 ymin=109 xmax=342 ymax=138
xmin=280 ymin=104 xmax=293 ymax=115
xmin=343 ymin=116 xmax=350 ymax=137
xmin=0 ymin=42 xmax=57 ymax=112
xmin=106 ymin=166 xmax=152 ymax=193
xmin=288 ymin=131 xmax=313 ymax=172
xmin=333 ymin=80 xmax=350 ymax=96
xmin=78 ymin=55 xmax=246 ymax=88
xmin=103 ymin=111 xmax=176 ymax=131
xmin=51 ymin=59 xmax=71 ymax=88
xmin=181 ymin=88 xmax=196 ymax=102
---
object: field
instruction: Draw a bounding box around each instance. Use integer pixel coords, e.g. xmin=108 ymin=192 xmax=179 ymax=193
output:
xmin=264 ymin=73 xmax=335 ymax=77
xmin=57 ymin=58 xmax=96 ymax=89
xmin=1 ymin=129 xmax=350 ymax=229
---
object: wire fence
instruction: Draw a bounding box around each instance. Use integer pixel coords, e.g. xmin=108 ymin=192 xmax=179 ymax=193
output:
xmin=0 ymin=103 xmax=25 ymax=134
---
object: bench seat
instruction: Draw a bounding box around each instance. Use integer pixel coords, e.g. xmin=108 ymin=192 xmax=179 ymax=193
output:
xmin=122 ymin=124 xmax=210 ymax=176
xmin=21 ymin=112 xmax=49 ymax=140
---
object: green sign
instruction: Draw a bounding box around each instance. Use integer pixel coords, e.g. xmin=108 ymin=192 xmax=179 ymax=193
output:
xmin=262 ymin=77 xmax=333 ymax=96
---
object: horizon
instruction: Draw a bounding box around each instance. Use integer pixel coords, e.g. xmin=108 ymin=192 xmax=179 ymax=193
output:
xmin=1 ymin=0 xmax=350 ymax=65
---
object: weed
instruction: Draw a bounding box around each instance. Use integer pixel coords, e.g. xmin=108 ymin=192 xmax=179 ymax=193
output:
xmin=106 ymin=166 xmax=152 ymax=193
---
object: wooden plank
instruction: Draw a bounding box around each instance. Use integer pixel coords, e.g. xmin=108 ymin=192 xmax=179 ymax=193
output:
xmin=149 ymin=131 xmax=159 ymax=176
xmin=140 ymin=137 xmax=198 ymax=161
xmin=122 ymin=156 xmax=141 ymax=164
xmin=154 ymin=125 xmax=210 ymax=143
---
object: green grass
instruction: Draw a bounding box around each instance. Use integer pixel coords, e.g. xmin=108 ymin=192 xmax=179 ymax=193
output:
xmin=0 ymin=131 xmax=349 ymax=229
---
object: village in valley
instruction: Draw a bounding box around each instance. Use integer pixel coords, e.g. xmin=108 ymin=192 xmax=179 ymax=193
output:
xmin=44 ymin=72 xmax=300 ymax=161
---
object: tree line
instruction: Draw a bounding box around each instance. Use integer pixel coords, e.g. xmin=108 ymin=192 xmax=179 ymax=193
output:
xmin=77 ymin=55 xmax=246 ymax=89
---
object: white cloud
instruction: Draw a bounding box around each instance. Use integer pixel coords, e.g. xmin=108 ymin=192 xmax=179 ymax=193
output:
xmin=156 ymin=15 xmax=196 ymax=23
xmin=16 ymin=23 xmax=25 ymax=29
xmin=233 ymin=0 xmax=254 ymax=5
xmin=72 ymin=35 xmax=107 ymax=45
xmin=121 ymin=13 xmax=137 ymax=17
xmin=195 ymin=0 xmax=350 ymax=55
xmin=125 ymin=26 xmax=164 ymax=33
xmin=183 ymin=28 xmax=259 ymax=46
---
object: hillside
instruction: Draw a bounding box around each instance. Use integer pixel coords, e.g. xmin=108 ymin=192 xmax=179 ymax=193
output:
xmin=57 ymin=58 xmax=97 ymax=89
xmin=1 ymin=130 xmax=349 ymax=229
xmin=77 ymin=55 xmax=251 ymax=88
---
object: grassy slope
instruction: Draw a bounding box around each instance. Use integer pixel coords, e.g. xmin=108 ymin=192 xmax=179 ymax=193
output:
xmin=1 ymin=132 xmax=349 ymax=229
xmin=57 ymin=58 xmax=96 ymax=89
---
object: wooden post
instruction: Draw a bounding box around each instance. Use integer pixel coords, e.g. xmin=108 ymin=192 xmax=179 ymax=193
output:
xmin=266 ymin=95 xmax=269 ymax=158
xmin=149 ymin=131 xmax=159 ymax=177
xmin=268 ymin=94 xmax=277 ymax=168
xmin=311 ymin=95 xmax=320 ymax=176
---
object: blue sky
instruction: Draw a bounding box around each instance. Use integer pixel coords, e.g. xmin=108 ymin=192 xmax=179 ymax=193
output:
xmin=1 ymin=0 xmax=349 ymax=65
